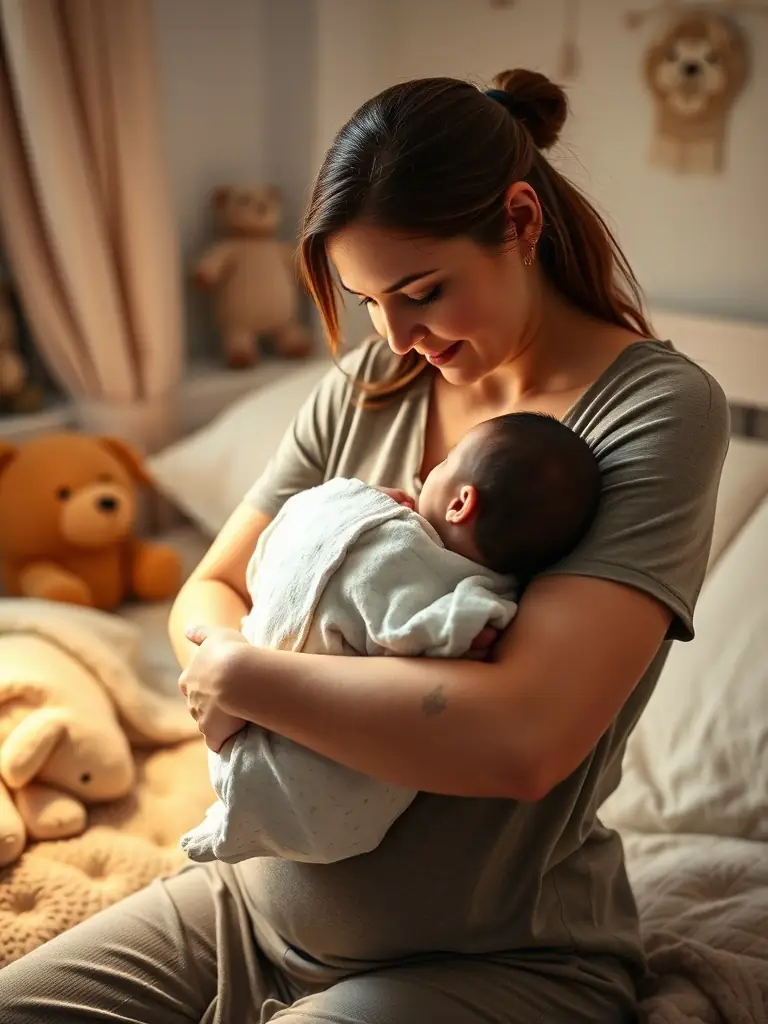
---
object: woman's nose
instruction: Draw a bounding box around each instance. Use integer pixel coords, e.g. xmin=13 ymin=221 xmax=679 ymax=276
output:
xmin=379 ymin=308 xmax=423 ymax=357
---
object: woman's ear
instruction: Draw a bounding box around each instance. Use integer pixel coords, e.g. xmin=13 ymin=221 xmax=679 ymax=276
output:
xmin=445 ymin=485 xmax=479 ymax=526
xmin=504 ymin=181 xmax=542 ymax=249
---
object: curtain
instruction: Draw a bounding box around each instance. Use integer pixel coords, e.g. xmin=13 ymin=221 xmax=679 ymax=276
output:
xmin=0 ymin=0 xmax=183 ymax=454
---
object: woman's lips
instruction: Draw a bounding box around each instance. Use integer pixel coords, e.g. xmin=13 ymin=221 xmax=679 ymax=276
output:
xmin=425 ymin=341 xmax=462 ymax=366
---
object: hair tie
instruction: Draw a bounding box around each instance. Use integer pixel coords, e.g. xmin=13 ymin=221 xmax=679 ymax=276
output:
xmin=485 ymin=88 xmax=512 ymax=107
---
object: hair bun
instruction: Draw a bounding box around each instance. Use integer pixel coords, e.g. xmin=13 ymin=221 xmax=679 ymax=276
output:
xmin=490 ymin=69 xmax=568 ymax=150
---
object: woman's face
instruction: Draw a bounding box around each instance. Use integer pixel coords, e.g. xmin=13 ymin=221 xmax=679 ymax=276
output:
xmin=327 ymin=219 xmax=540 ymax=386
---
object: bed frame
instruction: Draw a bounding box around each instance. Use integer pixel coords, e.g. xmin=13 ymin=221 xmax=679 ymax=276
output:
xmin=650 ymin=308 xmax=768 ymax=434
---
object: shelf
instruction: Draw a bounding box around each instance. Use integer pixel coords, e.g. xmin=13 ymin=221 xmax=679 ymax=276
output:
xmin=0 ymin=402 xmax=75 ymax=443
xmin=0 ymin=354 xmax=328 ymax=445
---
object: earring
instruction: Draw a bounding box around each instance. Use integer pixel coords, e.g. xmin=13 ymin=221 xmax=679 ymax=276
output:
xmin=523 ymin=236 xmax=538 ymax=267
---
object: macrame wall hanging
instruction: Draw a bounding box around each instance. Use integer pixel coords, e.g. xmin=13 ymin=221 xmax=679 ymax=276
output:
xmin=488 ymin=0 xmax=584 ymax=81
xmin=626 ymin=1 xmax=767 ymax=175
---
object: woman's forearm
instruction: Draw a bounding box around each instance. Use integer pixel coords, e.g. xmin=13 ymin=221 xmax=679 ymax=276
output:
xmin=169 ymin=578 xmax=248 ymax=669
xmin=224 ymin=646 xmax=536 ymax=799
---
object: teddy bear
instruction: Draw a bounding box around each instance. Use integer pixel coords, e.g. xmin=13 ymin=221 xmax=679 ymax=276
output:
xmin=193 ymin=184 xmax=314 ymax=368
xmin=0 ymin=283 xmax=45 ymax=416
xmin=0 ymin=433 xmax=181 ymax=610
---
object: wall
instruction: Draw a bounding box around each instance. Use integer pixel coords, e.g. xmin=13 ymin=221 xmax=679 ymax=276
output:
xmin=384 ymin=0 xmax=768 ymax=321
xmin=151 ymin=0 xmax=317 ymax=358
xmin=315 ymin=0 xmax=768 ymax=340
xmin=152 ymin=0 xmax=768 ymax=356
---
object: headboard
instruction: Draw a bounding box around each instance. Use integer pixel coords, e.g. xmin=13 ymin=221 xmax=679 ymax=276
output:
xmin=650 ymin=309 xmax=768 ymax=438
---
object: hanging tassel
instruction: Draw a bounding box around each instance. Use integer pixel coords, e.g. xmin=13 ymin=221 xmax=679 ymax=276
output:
xmin=557 ymin=0 xmax=581 ymax=80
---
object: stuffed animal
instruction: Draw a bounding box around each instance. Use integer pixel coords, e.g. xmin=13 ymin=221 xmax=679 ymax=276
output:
xmin=642 ymin=11 xmax=748 ymax=174
xmin=193 ymin=184 xmax=314 ymax=368
xmin=0 ymin=601 xmax=200 ymax=866
xmin=0 ymin=284 xmax=45 ymax=416
xmin=0 ymin=433 xmax=181 ymax=610
xmin=0 ymin=631 xmax=136 ymax=864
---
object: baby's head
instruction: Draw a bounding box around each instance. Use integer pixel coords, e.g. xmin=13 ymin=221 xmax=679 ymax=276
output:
xmin=417 ymin=413 xmax=601 ymax=578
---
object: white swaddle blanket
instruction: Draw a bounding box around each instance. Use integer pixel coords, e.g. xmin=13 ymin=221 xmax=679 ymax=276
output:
xmin=180 ymin=478 xmax=517 ymax=865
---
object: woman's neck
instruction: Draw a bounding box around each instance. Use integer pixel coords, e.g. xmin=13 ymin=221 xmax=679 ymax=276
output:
xmin=474 ymin=286 xmax=642 ymax=412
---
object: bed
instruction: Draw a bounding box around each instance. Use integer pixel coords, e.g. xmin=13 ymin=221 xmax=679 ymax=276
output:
xmin=2 ymin=320 xmax=767 ymax=1020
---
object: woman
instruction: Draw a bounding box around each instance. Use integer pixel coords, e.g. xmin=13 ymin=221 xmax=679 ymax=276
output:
xmin=2 ymin=69 xmax=728 ymax=1023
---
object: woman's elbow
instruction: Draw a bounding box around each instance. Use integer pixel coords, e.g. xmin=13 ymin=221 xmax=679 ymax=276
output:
xmin=486 ymin=747 xmax=557 ymax=803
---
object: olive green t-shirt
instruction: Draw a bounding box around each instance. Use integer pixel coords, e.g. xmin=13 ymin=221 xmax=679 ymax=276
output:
xmin=237 ymin=337 xmax=729 ymax=984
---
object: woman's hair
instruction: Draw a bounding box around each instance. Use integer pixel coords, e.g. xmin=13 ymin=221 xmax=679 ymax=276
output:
xmin=300 ymin=68 xmax=654 ymax=398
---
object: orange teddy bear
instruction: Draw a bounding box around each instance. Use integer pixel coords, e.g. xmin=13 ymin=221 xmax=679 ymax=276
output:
xmin=0 ymin=433 xmax=181 ymax=610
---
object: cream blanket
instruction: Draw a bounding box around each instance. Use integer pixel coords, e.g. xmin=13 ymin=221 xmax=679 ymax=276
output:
xmin=626 ymin=832 xmax=768 ymax=1023
xmin=182 ymin=478 xmax=517 ymax=866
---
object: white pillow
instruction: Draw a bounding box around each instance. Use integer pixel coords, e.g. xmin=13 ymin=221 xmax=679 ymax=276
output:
xmin=148 ymin=359 xmax=331 ymax=535
xmin=600 ymin=492 xmax=768 ymax=840
xmin=707 ymin=435 xmax=768 ymax=569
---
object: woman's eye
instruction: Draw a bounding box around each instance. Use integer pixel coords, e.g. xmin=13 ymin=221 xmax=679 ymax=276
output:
xmin=358 ymin=296 xmax=375 ymax=307
xmin=407 ymin=284 xmax=443 ymax=307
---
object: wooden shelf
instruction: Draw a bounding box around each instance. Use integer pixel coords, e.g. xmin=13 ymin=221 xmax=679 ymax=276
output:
xmin=0 ymin=353 xmax=328 ymax=445
xmin=0 ymin=402 xmax=75 ymax=443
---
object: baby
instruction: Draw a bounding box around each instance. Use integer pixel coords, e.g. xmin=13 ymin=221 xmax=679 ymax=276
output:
xmin=181 ymin=412 xmax=601 ymax=866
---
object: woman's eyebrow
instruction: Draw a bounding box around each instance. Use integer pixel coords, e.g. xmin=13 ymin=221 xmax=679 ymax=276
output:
xmin=339 ymin=269 xmax=439 ymax=296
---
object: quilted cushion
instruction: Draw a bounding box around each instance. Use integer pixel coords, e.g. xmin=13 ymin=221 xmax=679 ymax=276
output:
xmin=0 ymin=738 xmax=211 ymax=966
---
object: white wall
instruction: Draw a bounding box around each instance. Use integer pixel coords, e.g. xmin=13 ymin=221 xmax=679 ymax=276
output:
xmin=379 ymin=0 xmax=768 ymax=323
xmin=151 ymin=0 xmax=316 ymax=358
xmin=152 ymin=0 xmax=768 ymax=358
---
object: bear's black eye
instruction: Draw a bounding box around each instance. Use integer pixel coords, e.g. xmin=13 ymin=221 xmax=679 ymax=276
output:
xmin=704 ymin=50 xmax=720 ymax=65
xmin=80 ymin=772 xmax=91 ymax=784
xmin=56 ymin=487 xmax=71 ymax=501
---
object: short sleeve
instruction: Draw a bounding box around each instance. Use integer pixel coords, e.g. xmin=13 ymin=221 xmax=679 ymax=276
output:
xmin=547 ymin=350 xmax=730 ymax=641
xmin=244 ymin=340 xmax=387 ymax=519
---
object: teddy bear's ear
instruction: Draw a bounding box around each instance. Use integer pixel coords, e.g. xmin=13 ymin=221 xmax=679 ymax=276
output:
xmin=98 ymin=437 xmax=154 ymax=489
xmin=0 ymin=441 xmax=18 ymax=478
xmin=212 ymin=186 xmax=232 ymax=210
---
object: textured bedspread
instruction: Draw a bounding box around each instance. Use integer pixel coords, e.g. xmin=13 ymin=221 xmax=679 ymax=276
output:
xmin=625 ymin=832 xmax=768 ymax=1023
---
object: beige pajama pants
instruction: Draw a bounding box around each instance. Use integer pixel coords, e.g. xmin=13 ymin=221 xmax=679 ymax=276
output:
xmin=0 ymin=863 xmax=637 ymax=1023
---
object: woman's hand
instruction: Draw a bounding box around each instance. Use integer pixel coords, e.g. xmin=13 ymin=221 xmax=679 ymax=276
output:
xmin=179 ymin=624 xmax=250 ymax=752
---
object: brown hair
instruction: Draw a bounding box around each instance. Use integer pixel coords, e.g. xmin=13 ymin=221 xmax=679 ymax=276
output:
xmin=300 ymin=68 xmax=654 ymax=398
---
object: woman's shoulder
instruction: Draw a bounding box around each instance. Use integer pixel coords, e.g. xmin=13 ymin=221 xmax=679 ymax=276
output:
xmin=336 ymin=334 xmax=398 ymax=385
xmin=570 ymin=340 xmax=730 ymax=452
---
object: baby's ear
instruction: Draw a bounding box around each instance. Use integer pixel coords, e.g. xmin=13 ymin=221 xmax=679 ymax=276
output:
xmin=446 ymin=485 xmax=478 ymax=525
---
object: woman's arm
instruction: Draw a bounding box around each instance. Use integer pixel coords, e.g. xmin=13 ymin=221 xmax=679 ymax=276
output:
xmin=205 ymin=572 xmax=671 ymax=801
xmin=169 ymin=502 xmax=272 ymax=669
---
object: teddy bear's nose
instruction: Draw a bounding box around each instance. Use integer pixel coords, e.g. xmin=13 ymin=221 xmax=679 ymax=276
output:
xmin=683 ymin=61 xmax=702 ymax=77
xmin=97 ymin=496 xmax=119 ymax=513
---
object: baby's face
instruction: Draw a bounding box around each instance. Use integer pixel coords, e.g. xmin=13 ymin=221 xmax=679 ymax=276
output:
xmin=417 ymin=427 xmax=485 ymax=557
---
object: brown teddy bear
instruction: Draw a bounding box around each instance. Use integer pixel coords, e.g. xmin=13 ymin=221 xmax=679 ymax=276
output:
xmin=0 ymin=433 xmax=181 ymax=610
xmin=193 ymin=184 xmax=314 ymax=368
xmin=0 ymin=284 xmax=45 ymax=416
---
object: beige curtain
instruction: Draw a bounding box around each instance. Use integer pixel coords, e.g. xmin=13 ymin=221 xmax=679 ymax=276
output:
xmin=0 ymin=0 xmax=183 ymax=454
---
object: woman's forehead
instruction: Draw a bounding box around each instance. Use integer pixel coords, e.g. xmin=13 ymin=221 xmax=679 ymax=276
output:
xmin=327 ymin=225 xmax=469 ymax=293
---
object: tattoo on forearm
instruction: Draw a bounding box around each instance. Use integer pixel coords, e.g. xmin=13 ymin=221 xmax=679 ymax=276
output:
xmin=421 ymin=685 xmax=447 ymax=717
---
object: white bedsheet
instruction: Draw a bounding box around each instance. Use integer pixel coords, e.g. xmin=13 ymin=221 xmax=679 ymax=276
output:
xmin=624 ymin=831 xmax=768 ymax=1022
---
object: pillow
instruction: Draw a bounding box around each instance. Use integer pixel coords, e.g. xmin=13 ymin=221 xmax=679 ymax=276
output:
xmin=600 ymin=492 xmax=768 ymax=840
xmin=147 ymin=359 xmax=331 ymax=535
xmin=707 ymin=435 xmax=768 ymax=569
